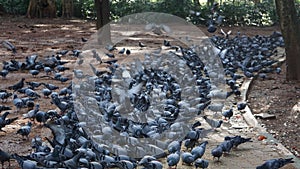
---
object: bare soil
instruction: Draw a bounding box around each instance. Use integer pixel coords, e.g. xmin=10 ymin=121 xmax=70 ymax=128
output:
xmin=0 ymin=16 xmax=299 ymax=168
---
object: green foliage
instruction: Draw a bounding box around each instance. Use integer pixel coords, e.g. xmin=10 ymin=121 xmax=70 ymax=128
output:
xmin=0 ymin=0 xmax=299 ymax=27
xmin=0 ymin=0 xmax=29 ymax=15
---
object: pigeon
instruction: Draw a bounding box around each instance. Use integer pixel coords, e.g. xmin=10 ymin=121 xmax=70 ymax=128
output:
xmin=139 ymin=41 xmax=146 ymax=48
xmin=62 ymin=152 xmax=84 ymax=168
xmin=222 ymin=109 xmax=233 ymax=120
xmin=275 ymin=67 xmax=281 ymax=74
xmin=167 ymin=151 xmax=180 ymax=168
xmin=81 ymin=37 xmax=88 ymax=42
xmin=35 ymin=111 xmax=49 ymax=125
xmin=25 ymin=88 xmax=41 ymax=98
xmin=26 ymin=82 xmax=42 ymax=89
xmin=126 ymin=49 xmax=131 ymax=55
xmin=203 ymin=116 xmax=223 ymax=129
xmin=13 ymin=94 xmax=25 ymax=111
xmin=237 ymin=102 xmax=247 ymax=110
xmin=119 ymin=48 xmax=125 ymax=54
xmin=44 ymin=122 xmax=66 ymax=146
xmin=105 ymin=44 xmax=116 ymax=52
xmin=184 ymin=139 xmax=198 ymax=150
xmin=2 ymin=40 xmax=16 ymax=53
xmin=43 ymin=67 xmax=52 ymax=75
xmin=11 ymin=153 xmax=38 ymax=169
xmin=113 ymin=160 xmax=137 ymax=169
xmin=0 ymin=112 xmax=18 ymax=132
xmin=168 ymin=140 xmax=182 ymax=154
xmin=211 ymin=146 xmax=223 ymax=161
xmin=0 ymin=105 xmax=11 ymax=112
xmin=207 ymin=22 xmax=217 ymax=33
xmin=181 ymin=152 xmax=195 ymax=165
xmin=42 ymin=83 xmax=59 ymax=90
xmin=219 ymin=140 xmax=234 ymax=153
xmin=194 ymin=159 xmax=209 ymax=169
xmin=0 ymin=69 xmax=9 ymax=78
xmin=0 ymin=92 xmax=11 ymax=102
xmin=224 ymin=135 xmax=252 ymax=148
xmin=144 ymin=160 xmax=163 ymax=169
xmin=0 ymin=149 xmax=11 ymax=169
xmin=8 ymin=78 xmax=25 ymax=91
xmin=29 ymin=70 xmax=39 ymax=77
xmin=41 ymin=88 xmax=52 ymax=98
xmin=17 ymin=121 xmax=32 ymax=139
xmin=256 ymin=158 xmax=294 ymax=169
xmin=105 ymin=53 xmax=115 ymax=58
xmin=138 ymin=155 xmax=156 ymax=167
xmin=191 ymin=141 xmax=208 ymax=159
xmin=56 ymin=65 xmax=70 ymax=72
xmin=164 ymin=40 xmax=171 ymax=47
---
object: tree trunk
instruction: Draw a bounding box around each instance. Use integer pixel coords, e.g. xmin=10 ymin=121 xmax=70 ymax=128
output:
xmin=62 ymin=0 xmax=73 ymax=18
xmin=275 ymin=0 xmax=300 ymax=81
xmin=94 ymin=0 xmax=111 ymax=44
xmin=27 ymin=0 xmax=56 ymax=18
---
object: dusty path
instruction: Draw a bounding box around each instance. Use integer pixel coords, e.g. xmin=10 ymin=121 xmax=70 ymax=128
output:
xmin=0 ymin=16 xmax=298 ymax=168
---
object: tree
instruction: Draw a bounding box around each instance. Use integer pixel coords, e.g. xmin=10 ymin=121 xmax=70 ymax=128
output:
xmin=94 ymin=0 xmax=111 ymax=44
xmin=61 ymin=0 xmax=73 ymax=18
xmin=27 ymin=0 xmax=56 ymax=18
xmin=275 ymin=0 xmax=300 ymax=81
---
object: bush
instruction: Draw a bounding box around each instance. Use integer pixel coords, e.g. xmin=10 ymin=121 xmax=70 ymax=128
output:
xmin=0 ymin=0 xmax=29 ymax=15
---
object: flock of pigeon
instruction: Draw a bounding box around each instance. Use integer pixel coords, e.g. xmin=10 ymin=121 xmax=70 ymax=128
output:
xmin=0 ymin=26 xmax=296 ymax=169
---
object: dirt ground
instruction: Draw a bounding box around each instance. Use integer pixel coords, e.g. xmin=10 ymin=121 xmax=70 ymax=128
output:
xmin=0 ymin=16 xmax=299 ymax=168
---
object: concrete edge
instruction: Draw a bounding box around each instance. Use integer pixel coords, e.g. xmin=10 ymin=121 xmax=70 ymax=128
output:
xmin=240 ymin=57 xmax=300 ymax=168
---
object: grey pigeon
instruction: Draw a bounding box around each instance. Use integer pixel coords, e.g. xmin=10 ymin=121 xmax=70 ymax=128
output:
xmin=2 ymin=40 xmax=16 ymax=53
xmin=41 ymin=88 xmax=52 ymax=98
xmin=139 ymin=41 xmax=146 ymax=48
xmin=13 ymin=94 xmax=25 ymax=111
xmin=219 ymin=140 xmax=234 ymax=153
xmin=62 ymin=151 xmax=83 ymax=168
xmin=23 ymin=104 xmax=39 ymax=121
xmin=203 ymin=116 xmax=223 ymax=129
xmin=44 ymin=122 xmax=66 ymax=146
xmin=168 ymin=140 xmax=182 ymax=154
xmin=12 ymin=153 xmax=38 ymax=169
xmin=222 ymin=109 xmax=233 ymax=120
xmin=0 ymin=105 xmax=11 ymax=112
xmin=26 ymin=82 xmax=42 ymax=89
xmin=181 ymin=152 xmax=195 ymax=165
xmin=237 ymin=102 xmax=247 ymax=110
xmin=194 ymin=158 xmax=209 ymax=169
xmin=25 ymin=88 xmax=41 ymax=98
xmin=167 ymin=151 xmax=180 ymax=168
xmin=138 ymin=155 xmax=156 ymax=167
xmin=0 ymin=111 xmax=18 ymax=132
xmin=224 ymin=135 xmax=252 ymax=148
xmin=211 ymin=146 xmax=223 ymax=161
xmin=256 ymin=158 xmax=294 ymax=169
xmin=191 ymin=141 xmax=208 ymax=159
xmin=35 ymin=111 xmax=49 ymax=125
xmin=113 ymin=160 xmax=137 ymax=169
xmin=29 ymin=70 xmax=39 ymax=77
xmin=42 ymin=83 xmax=59 ymax=90
xmin=0 ymin=69 xmax=9 ymax=78
xmin=17 ymin=121 xmax=32 ymax=139
xmin=118 ymin=48 xmax=125 ymax=54
xmin=8 ymin=78 xmax=25 ymax=91
xmin=0 ymin=149 xmax=11 ymax=168
xmin=145 ymin=160 xmax=162 ymax=169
